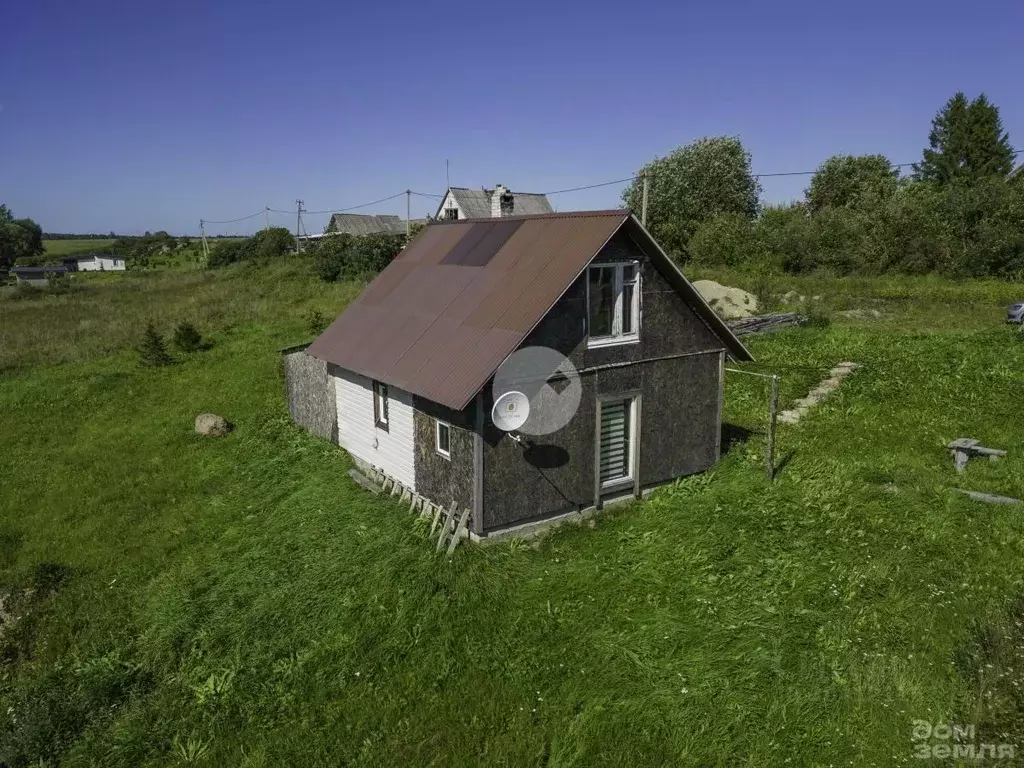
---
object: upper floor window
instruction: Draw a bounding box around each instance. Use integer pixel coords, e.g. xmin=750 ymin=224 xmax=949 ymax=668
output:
xmin=372 ymin=380 xmax=389 ymax=430
xmin=444 ymin=207 xmax=459 ymax=220
xmin=587 ymin=262 xmax=640 ymax=347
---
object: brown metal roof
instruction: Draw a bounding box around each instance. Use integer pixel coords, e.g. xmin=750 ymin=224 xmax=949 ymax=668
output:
xmin=306 ymin=210 xmax=752 ymax=410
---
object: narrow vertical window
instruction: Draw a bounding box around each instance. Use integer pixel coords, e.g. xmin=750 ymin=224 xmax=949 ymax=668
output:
xmin=599 ymin=397 xmax=635 ymax=486
xmin=373 ymin=381 xmax=389 ymax=430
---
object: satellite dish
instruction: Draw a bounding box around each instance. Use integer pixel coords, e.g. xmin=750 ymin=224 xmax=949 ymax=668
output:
xmin=492 ymin=391 xmax=530 ymax=432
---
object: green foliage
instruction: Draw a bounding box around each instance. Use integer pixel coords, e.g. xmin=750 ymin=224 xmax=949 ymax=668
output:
xmin=311 ymin=232 xmax=406 ymax=282
xmin=0 ymin=204 xmax=46 ymax=269
xmin=137 ymin=321 xmax=173 ymax=366
xmin=805 ymin=154 xmax=899 ymax=212
xmin=207 ymin=228 xmax=294 ymax=268
xmin=622 ymin=136 xmax=761 ymax=258
xmin=303 ymin=308 xmax=328 ymax=336
xmin=913 ymin=92 xmax=1015 ymax=184
xmin=688 ymin=213 xmax=764 ymax=269
xmin=171 ymin=322 xmax=204 ymax=353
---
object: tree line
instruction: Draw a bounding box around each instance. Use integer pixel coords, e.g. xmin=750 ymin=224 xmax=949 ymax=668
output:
xmin=623 ymin=92 xmax=1023 ymax=278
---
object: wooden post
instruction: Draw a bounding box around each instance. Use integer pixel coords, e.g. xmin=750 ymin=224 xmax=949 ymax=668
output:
xmin=436 ymin=501 xmax=457 ymax=552
xmin=446 ymin=508 xmax=472 ymax=556
xmin=766 ymin=375 xmax=780 ymax=482
xmin=406 ymin=190 xmax=411 ymax=240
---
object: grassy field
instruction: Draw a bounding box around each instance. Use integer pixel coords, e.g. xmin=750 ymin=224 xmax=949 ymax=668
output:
xmin=42 ymin=239 xmax=116 ymax=257
xmin=2 ymin=263 xmax=1024 ymax=765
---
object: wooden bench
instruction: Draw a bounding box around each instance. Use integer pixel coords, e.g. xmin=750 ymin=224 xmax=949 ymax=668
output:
xmin=948 ymin=438 xmax=1007 ymax=473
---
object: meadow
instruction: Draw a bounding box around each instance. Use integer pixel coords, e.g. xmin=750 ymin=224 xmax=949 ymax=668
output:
xmin=41 ymin=239 xmax=116 ymax=257
xmin=2 ymin=259 xmax=1024 ymax=766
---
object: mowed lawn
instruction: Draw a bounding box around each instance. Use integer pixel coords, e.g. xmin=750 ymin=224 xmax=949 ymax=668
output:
xmin=2 ymin=263 xmax=1024 ymax=766
xmin=42 ymin=239 xmax=116 ymax=256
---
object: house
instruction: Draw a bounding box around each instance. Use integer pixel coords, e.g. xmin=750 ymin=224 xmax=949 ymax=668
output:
xmin=12 ymin=265 xmax=70 ymax=285
xmin=287 ymin=209 xmax=752 ymax=539
xmin=324 ymin=213 xmax=407 ymax=236
xmin=435 ymin=185 xmax=554 ymax=221
xmin=61 ymin=253 xmax=126 ymax=271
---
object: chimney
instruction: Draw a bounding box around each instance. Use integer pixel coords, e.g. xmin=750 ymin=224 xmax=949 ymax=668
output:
xmin=491 ymin=184 xmax=514 ymax=217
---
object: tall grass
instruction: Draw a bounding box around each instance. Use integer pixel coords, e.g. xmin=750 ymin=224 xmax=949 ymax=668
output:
xmin=2 ymin=265 xmax=1024 ymax=764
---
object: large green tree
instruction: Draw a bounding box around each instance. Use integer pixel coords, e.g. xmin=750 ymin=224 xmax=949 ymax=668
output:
xmin=805 ymin=154 xmax=899 ymax=212
xmin=0 ymin=204 xmax=46 ymax=268
xmin=913 ymin=93 xmax=1015 ymax=184
xmin=622 ymin=136 xmax=761 ymax=258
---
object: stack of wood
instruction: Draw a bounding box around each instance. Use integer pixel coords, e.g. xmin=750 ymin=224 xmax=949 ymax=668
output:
xmin=727 ymin=312 xmax=807 ymax=336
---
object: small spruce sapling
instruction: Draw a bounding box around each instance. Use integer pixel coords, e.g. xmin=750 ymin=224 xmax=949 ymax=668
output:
xmin=138 ymin=321 xmax=173 ymax=366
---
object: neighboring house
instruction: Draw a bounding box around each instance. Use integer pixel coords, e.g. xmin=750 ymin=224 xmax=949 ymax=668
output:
xmin=12 ymin=265 xmax=70 ymax=285
xmin=287 ymin=209 xmax=752 ymax=539
xmin=435 ymin=184 xmax=554 ymax=220
xmin=324 ymin=214 xmax=407 ymax=236
xmin=61 ymin=253 xmax=126 ymax=271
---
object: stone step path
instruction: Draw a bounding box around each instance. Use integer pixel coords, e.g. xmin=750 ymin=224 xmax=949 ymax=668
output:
xmin=778 ymin=362 xmax=859 ymax=424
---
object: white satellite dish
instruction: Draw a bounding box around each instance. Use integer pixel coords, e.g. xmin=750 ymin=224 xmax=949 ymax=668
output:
xmin=492 ymin=391 xmax=530 ymax=432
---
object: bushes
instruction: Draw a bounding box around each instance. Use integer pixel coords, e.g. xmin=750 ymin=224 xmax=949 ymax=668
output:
xmin=172 ymin=322 xmax=204 ymax=352
xmin=207 ymin=227 xmax=294 ymax=268
xmin=311 ymin=232 xmax=405 ymax=282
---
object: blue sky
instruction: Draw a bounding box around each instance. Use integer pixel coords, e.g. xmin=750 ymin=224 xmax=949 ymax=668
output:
xmin=3 ymin=0 xmax=1022 ymax=236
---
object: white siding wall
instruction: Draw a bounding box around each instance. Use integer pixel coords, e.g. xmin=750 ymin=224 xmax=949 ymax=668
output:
xmin=76 ymin=256 xmax=125 ymax=271
xmin=438 ymin=191 xmax=463 ymax=220
xmin=332 ymin=368 xmax=416 ymax=490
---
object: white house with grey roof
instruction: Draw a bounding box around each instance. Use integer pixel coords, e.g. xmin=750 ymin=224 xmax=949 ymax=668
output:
xmin=434 ymin=185 xmax=554 ymax=220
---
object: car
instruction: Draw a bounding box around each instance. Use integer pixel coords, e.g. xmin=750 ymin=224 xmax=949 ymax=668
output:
xmin=1009 ymin=301 xmax=1024 ymax=324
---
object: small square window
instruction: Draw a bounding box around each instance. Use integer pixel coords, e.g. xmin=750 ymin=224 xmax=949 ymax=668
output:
xmin=435 ymin=420 xmax=451 ymax=458
xmin=444 ymin=208 xmax=459 ymax=220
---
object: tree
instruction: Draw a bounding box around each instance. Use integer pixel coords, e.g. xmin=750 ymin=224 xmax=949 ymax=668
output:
xmin=0 ymin=205 xmax=45 ymax=268
xmin=138 ymin=321 xmax=173 ymax=366
xmin=913 ymin=92 xmax=1015 ymax=184
xmin=805 ymin=155 xmax=899 ymax=212
xmin=622 ymin=136 xmax=761 ymax=257
xmin=688 ymin=213 xmax=765 ymax=269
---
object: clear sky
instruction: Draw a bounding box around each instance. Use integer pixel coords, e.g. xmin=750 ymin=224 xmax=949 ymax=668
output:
xmin=3 ymin=0 xmax=1022 ymax=236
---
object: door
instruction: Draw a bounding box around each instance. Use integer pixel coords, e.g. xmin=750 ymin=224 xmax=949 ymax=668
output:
xmin=595 ymin=393 xmax=641 ymax=505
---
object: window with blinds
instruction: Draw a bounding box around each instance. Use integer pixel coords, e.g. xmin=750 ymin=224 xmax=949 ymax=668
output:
xmin=600 ymin=397 xmax=634 ymax=486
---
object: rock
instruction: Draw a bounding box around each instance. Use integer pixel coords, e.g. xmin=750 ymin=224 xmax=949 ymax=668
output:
xmin=692 ymin=280 xmax=759 ymax=319
xmin=195 ymin=413 xmax=232 ymax=436
xmin=781 ymin=290 xmax=805 ymax=304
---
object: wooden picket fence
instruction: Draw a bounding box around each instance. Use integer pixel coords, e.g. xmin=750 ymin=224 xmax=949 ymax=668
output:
xmin=363 ymin=465 xmax=472 ymax=555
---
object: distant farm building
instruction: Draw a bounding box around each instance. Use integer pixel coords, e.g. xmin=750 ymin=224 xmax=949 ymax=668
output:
xmin=61 ymin=253 xmax=126 ymax=271
xmin=12 ymin=265 xmax=71 ymax=285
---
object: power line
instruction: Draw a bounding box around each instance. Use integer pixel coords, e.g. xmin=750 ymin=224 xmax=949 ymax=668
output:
xmin=202 ymin=210 xmax=265 ymax=224
xmin=410 ymin=191 xmax=444 ymax=199
xmin=541 ymin=177 xmax=637 ymax=196
xmin=268 ymin=191 xmax=407 ymax=216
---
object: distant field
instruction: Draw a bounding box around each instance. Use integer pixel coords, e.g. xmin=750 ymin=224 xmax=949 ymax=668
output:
xmin=43 ymin=239 xmax=116 ymax=256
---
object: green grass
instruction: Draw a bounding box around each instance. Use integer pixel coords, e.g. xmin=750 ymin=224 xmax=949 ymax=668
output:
xmin=3 ymin=268 xmax=1024 ymax=765
xmin=42 ymin=239 xmax=116 ymax=256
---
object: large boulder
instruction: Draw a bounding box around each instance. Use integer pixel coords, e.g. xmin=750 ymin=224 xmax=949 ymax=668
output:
xmin=195 ymin=413 xmax=231 ymax=436
xmin=692 ymin=280 xmax=759 ymax=319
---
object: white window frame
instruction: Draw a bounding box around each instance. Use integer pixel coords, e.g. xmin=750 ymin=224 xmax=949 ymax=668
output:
xmin=596 ymin=392 xmax=641 ymax=491
xmin=586 ymin=261 xmax=641 ymax=349
xmin=373 ymin=381 xmax=389 ymax=428
xmin=435 ymin=419 xmax=451 ymax=459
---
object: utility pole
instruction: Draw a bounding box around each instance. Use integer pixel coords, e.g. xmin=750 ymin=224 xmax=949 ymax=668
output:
xmin=264 ymin=207 xmax=270 ymax=231
xmin=199 ymin=219 xmax=209 ymax=265
xmin=641 ymin=172 xmax=649 ymax=227
xmin=406 ymin=189 xmax=411 ymax=240
xmin=295 ymin=199 xmax=304 ymax=253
